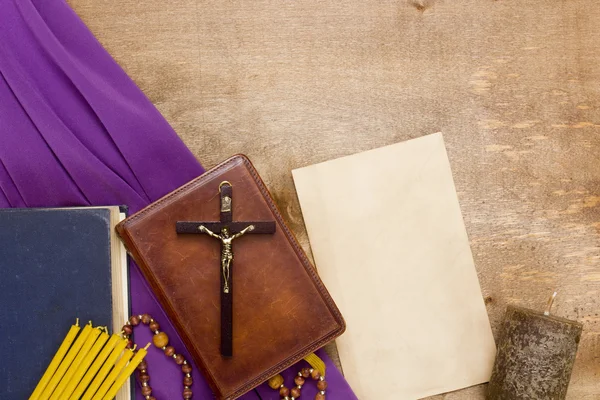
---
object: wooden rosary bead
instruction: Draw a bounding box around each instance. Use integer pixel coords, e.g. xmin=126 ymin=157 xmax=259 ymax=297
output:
xmin=184 ymin=375 xmax=193 ymax=386
xmin=182 ymin=363 xmax=192 ymax=374
xmin=310 ymin=369 xmax=321 ymax=380
xmin=183 ymin=387 xmax=193 ymax=399
xmin=125 ymin=339 xmax=134 ymax=349
xmin=137 ymin=359 xmax=147 ymax=371
xmin=152 ymin=332 xmax=169 ymax=348
xmin=315 ymin=393 xmax=326 ymax=400
xmin=290 ymin=387 xmax=301 ymax=398
xmin=139 ymin=373 xmax=150 ymax=383
xmin=268 ymin=374 xmax=284 ymax=389
xmin=301 ymin=368 xmax=311 ymax=378
xmin=129 ymin=315 xmax=141 ymax=326
xmin=141 ymin=386 xmax=152 ymax=396
xmin=164 ymin=346 xmax=175 ymax=357
xmin=316 ymin=380 xmax=328 ymax=391
xmin=149 ymin=321 xmax=160 ymax=332
xmin=122 ymin=325 xmax=133 ymax=335
xmin=294 ymin=375 xmax=306 ymax=386
xmin=175 ymin=354 xmax=185 ymax=365
xmin=279 ymin=386 xmax=290 ymax=397
xmin=141 ymin=314 xmax=152 ymax=324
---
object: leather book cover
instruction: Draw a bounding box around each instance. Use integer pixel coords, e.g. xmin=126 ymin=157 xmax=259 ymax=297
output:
xmin=115 ymin=155 xmax=345 ymax=400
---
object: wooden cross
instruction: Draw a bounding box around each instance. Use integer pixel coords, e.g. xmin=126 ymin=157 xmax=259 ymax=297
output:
xmin=176 ymin=181 xmax=276 ymax=357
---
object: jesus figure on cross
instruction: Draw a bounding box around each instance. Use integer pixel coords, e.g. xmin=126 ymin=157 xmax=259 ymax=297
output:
xmin=197 ymin=224 xmax=255 ymax=294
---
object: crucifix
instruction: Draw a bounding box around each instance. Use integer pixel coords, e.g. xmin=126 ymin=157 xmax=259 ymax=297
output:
xmin=176 ymin=181 xmax=276 ymax=357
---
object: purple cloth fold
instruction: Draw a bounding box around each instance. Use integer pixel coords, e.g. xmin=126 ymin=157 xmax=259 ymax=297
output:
xmin=0 ymin=1 xmax=357 ymax=399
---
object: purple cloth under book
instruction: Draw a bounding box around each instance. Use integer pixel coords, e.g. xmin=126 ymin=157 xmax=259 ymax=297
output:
xmin=0 ymin=1 xmax=357 ymax=399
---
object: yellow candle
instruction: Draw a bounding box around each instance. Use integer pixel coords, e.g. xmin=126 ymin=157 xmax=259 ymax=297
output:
xmin=39 ymin=322 xmax=94 ymax=400
xmin=103 ymin=343 xmax=150 ymax=400
xmin=70 ymin=333 xmax=121 ymax=400
xmin=50 ymin=326 xmax=102 ymax=400
xmin=90 ymin=346 xmax=135 ymax=400
xmin=61 ymin=328 xmax=110 ymax=399
xmin=81 ymin=338 xmax=129 ymax=400
xmin=29 ymin=319 xmax=81 ymax=400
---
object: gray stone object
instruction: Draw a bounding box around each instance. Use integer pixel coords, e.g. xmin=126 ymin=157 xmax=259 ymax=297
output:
xmin=487 ymin=305 xmax=583 ymax=400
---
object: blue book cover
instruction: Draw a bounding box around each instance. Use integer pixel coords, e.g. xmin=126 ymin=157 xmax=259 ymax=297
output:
xmin=0 ymin=207 xmax=128 ymax=399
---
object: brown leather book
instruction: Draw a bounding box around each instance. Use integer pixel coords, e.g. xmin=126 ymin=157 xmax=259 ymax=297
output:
xmin=115 ymin=155 xmax=345 ymax=400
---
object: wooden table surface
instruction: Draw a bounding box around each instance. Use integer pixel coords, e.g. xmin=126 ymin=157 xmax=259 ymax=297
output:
xmin=69 ymin=0 xmax=600 ymax=398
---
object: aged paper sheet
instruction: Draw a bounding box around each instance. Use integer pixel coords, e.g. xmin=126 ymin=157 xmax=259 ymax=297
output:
xmin=293 ymin=133 xmax=496 ymax=399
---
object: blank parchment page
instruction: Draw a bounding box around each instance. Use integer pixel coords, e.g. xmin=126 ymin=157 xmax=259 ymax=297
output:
xmin=292 ymin=132 xmax=496 ymax=400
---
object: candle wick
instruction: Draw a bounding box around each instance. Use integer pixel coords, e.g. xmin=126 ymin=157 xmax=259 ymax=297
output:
xmin=76 ymin=318 xmax=80 ymax=327
xmin=143 ymin=343 xmax=151 ymax=350
xmin=544 ymin=291 xmax=558 ymax=316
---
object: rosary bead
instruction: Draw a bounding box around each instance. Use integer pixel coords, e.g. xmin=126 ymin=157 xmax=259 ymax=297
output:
xmin=316 ymin=380 xmax=327 ymax=391
xmin=123 ymin=325 xmax=133 ymax=335
xmin=184 ymin=375 xmax=193 ymax=386
xmin=290 ymin=387 xmax=301 ymax=398
xmin=268 ymin=374 xmax=284 ymax=389
xmin=294 ymin=376 xmax=305 ymax=387
xmin=164 ymin=345 xmax=175 ymax=357
xmin=152 ymin=332 xmax=169 ymax=348
xmin=301 ymin=368 xmax=311 ymax=378
xmin=141 ymin=314 xmax=152 ymax=324
xmin=129 ymin=315 xmax=141 ymax=326
xmin=182 ymin=363 xmax=193 ymax=374
xmin=137 ymin=360 xmax=148 ymax=371
xmin=141 ymin=386 xmax=152 ymax=396
xmin=315 ymin=393 xmax=325 ymax=400
xmin=310 ymin=370 xmax=321 ymax=380
xmin=149 ymin=321 xmax=160 ymax=332
xmin=175 ymin=354 xmax=185 ymax=365
xmin=183 ymin=387 xmax=193 ymax=399
xmin=138 ymin=373 xmax=150 ymax=383
xmin=147 ymin=397 xmax=156 ymax=400
xmin=126 ymin=339 xmax=134 ymax=349
xmin=279 ymin=386 xmax=290 ymax=397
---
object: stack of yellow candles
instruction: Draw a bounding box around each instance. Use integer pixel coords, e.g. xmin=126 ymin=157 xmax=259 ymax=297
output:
xmin=29 ymin=319 xmax=149 ymax=400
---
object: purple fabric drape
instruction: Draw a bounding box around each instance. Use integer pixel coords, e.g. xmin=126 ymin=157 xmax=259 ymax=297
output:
xmin=0 ymin=0 xmax=357 ymax=399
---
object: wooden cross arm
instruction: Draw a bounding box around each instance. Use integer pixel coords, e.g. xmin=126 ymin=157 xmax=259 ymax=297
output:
xmin=176 ymin=221 xmax=276 ymax=234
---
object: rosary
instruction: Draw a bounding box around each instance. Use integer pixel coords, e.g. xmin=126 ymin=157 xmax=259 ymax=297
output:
xmin=123 ymin=314 xmax=193 ymax=399
xmin=267 ymin=368 xmax=328 ymax=400
xmin=124 ymin=314 xmax=329 ymax=400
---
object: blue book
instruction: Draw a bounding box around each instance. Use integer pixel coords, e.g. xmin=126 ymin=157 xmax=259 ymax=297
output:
xmin=0 ymin=207 xmax=130 ymax=400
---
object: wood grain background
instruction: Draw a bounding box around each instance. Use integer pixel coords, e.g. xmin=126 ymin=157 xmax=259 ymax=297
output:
xmin=67 ymin=0 xmax=600 ymax=398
